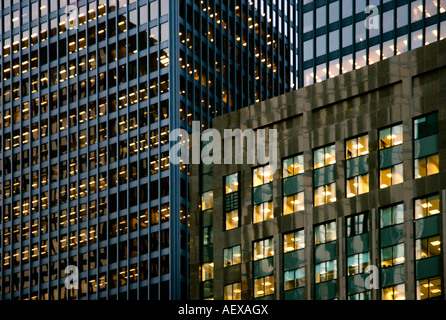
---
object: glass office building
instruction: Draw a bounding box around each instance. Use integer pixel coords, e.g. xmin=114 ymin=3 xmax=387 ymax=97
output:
xmin=0 ymin=0 xmax=445 ymax=300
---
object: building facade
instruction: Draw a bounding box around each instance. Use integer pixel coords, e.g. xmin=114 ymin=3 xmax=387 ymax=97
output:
xmin=190 ymin=40 xmax=446 ymax=300
xmin=1 ymin=0 xmax=446 ymax=300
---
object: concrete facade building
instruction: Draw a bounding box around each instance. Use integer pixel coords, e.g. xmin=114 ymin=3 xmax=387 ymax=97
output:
xmin=190 ymin=40 xmax=446 ymax=300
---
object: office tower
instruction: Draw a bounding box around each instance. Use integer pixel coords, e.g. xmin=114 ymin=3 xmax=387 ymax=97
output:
xmin=190 ymin=40 xmax=446 ymax=300
xmin=1 ymin=0 xmax=446 ymax=301
xmin=0 ymin=0 xmax=298 ymax=300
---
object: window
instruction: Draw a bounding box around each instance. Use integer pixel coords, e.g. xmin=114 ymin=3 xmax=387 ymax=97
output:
xmin=284 ymin=267 xmax=305 ymax=290
xmin=253 ymin=201 xmax=273 ymax=223
xmin=382 ymin=283 xmax=405 ymax=300
xmin=381 ymin=243 xmax=405 ymax=267
xmin=315 ymin=260 xmax=337 ymax=283
xmin=414 ymin=113 xmax=439 ymax=178
xmin=417 ymin=276 xmax=442 ymax=300
xmin=202 ymin=226 xmax=213 ymax=246
xmin=253 ymin=164 xmax=273 ymax=187
xmin=283 ymin=155 xmax=304 ymax=214
xmin=253 ymin=238 xmax=274 ymax=261
xmin=283 ymin=193 xmax=304 ymax=215
xmin=303 ymin=11 xmax=313 ymax=33
xmin=415 ymin=194 xmax=440 ymax=219
xmin=346 ymin=135 xmax=369 ymax=197
xmin=201 ymin=262 xmax=214 ymax=282
xmin=411 ymin=0 xmax=423 ymax=22
xmin=314 ymin=221 xmax=336 ymax=245
xmin=379 ymin=124 xmax=403 ymax=188
xmin=224 ymin=282 xmax=241 ymax=300
xmin=225 ymin=173 xmax=239 ymax=230
xmin=416 ymin=235 xmax=441 ymax=260
xmin=223 ymin=245 xmax=241 ymax=267
xmin=396 ymin=4 xmax=408 ymax=28
xmin=380 ymin=203 xmax=404 ymax=228
xmin=283 ymin=229 xmax=305 ymax=253
xmin=314 ymin=145 xmax=336 ymax=206
xmin=379 ymin=124 xmax=403 ymax=149
xmin=201 ymin=190 xmax=213 ymax=211
xmin=346 ymin=215 xmax=370 ymax=298
xmin=346 ymin=212 xmax=369 ymax=237
xmin=254 ymin=275 xmax=274 ymax=298
xmin=347 ymin=252 xmax=370 ymax=276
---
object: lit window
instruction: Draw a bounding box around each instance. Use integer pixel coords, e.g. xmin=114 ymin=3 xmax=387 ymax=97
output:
xmin=417 ymin=276 xmax=442 ymax=300
xmin=224 ymin=282 xmax=241 ymax=300
xmin=283 ymin=154 xmax=304 ymax=177
xmin=396 ymin=34 xmax=408 ymax=55
xmin=382 ymin=283 xmax=405 ymax=300
xmin=346 ymin=135 xmax=369 ymax=198
xmin=201 ymin=190 xmax=213 ymax=211
xmin=416 ymin=235 xmax=441 ymax=260
xmin=254 ymin=275 xmax=274 ymax=298
xmin=253 ymin=201 xmax=273 ymax=223
xmin=283 ymin=229 xmax=305 ymax=253
xmin=253 ymin=238 xmax=274 ymax=261
xmin=379 ymin=124 xmax=403 ymax=188
xmin=201 ymin=262 xmax=214 ymax=282
xmin=283 ymin=192 xmax=304 ymax=214
xmin=314 ymin=145 xmax=336 ymax=206
xmin=253 ymin=164 xmax=273 ymax=187
xmin=314 ymin=145 xmax=335 ymax=169
xmin=411 ymin=0 xmax=423 ymax=22
xmin=415 ymin=194 xmax=440 ymax=219
xmin=314 ymin=183 xmax=336 ymax=206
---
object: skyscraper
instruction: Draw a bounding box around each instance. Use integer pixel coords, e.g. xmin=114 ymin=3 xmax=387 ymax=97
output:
xmin=0 ymin=0 xmax=445 ymax=300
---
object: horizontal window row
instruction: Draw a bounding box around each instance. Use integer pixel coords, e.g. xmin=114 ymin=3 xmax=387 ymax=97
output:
xmin=218 ymin=195 xmax=441 ymax=299
xmin=1 ymin=0 xmax=169 ymax=56
xmin=0 ymin=69 xmax=168 ymax=111
xmin=0 ymin=254 xmax=178 ymax=299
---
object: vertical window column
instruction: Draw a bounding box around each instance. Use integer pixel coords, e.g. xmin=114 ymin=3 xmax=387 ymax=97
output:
xmin=346 ymin=212 xmax=370 ymax=300
xmin=282 ymin=154 xmax=304 ymax=215
xmin=252 ymin=165 xmax=274 ymax=223
xmin=253 ymin=238 xmax=275 ymax=299
xmin=379 ymin=124 xmax=404 ymax=189
xmin=414 ymin=194 xmax=442 ymax=300
xmin=345 ymin=135 xmax=369 ymax=198
xmin=314 ymin=221 xmax=337 ymax=300
xmin=283 ymin=229 xmax=305 ymax=300
xmin=313 ymin=145 xmax=336 ymax=206
xmin=224 ymin=173 xmax=239 ymax=230
xmin=380 ymin=204 xmax=405 ymax=300
xmin=200 ymin=162 xmax=214 ymax=299
xmin=414 ymin=113 xmax=439 ymax=179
